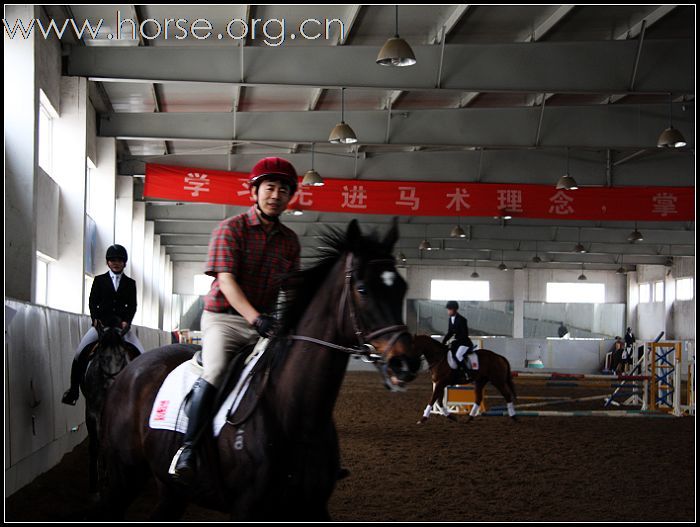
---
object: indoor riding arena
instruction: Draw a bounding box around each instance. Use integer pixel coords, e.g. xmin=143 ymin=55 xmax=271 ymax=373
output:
xmin=4 ymin=5 xmax=695 ymax=523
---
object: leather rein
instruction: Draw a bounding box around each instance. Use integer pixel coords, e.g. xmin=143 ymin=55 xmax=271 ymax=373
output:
xmin=288 ymin=253 xmax=408 ymax=363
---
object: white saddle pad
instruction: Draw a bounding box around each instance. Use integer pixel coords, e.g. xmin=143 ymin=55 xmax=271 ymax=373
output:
xmin=148 ymin=337 xmax=268 ymax=437
xmin=447 ymin=349 xmax=479 ymax=371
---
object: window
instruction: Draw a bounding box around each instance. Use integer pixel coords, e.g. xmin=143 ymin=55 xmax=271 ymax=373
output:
xmin=676 ymin=278 xmax=694 ymax=301
xmin=85 ymin=159 xmax=98 ymax=218
xmin=654 ymin=281 xmax=664 ymax=303
xmin=639 ymin=283 xmax=650 ymax=303
xmin=35 ymin=251 xmax=54 ymax=306
xmin=84 ymin=274 xmax=94 ymax=315
xmin=546 ymin=282 xmax=605 ymax=303
xmin=194 ymin=274 xmax=214 ymax=296
xmin=431 ymin=280 xmax=490 ymax=301
xmin=38 ymin=90 xmax=58 ymax=175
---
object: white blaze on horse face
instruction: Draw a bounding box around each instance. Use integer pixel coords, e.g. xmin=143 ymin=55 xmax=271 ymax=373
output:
xmin=381 ymin=271 xmax=396 ymax=287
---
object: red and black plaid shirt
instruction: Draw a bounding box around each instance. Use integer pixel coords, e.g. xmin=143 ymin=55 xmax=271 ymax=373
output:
xmin=203 ymin=206 xmax=300 ymax=314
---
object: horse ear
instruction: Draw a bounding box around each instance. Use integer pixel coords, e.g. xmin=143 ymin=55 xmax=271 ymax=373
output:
xmin=382 ymin=217 xmax=399 ymax=249
xmin=346 ymin=219 xmax=362 ymax=244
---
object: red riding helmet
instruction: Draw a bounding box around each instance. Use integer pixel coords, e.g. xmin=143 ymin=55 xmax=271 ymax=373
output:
xmin=249 ymin=157 xmax=298 ymax=194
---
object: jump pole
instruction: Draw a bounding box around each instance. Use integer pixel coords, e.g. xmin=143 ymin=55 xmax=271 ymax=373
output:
xmin=481 ymin=409 xmax=677 ymax=418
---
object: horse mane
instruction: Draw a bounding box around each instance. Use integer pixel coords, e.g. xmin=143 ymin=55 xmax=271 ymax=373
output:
xmin=277 ymin=224 xmax=395 ymax=334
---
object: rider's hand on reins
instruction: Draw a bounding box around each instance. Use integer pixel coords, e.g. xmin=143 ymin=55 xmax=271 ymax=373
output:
xmin=254 ymin=314 xmax=277 ymax=338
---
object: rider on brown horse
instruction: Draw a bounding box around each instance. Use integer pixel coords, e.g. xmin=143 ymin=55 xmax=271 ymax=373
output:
xmin=442 ymin=301 xmax=476 ymax=380
xmin=169 ymin=157 xmax=301 ymax=484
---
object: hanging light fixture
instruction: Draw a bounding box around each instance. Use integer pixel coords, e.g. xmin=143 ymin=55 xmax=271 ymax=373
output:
xmin=418 ymin=224 xmax=432 ymax=251
xmin=657 ymin=95 xmax=687 ymax=148
xmin=616 ymin=254 xmax=626 ymax=275
xmin=376 ymin=5 xmax=416 ymax=67
xmin=498 ymin=250 xmax=508 ymax=271
xmin=628 ymin=222 xmax=644 ymax=243
xmin=470 ymin=258 xmax=479 ymax=279
xmin=302 ymin=142 xmax=324 ymax=186
xmin=329 ymin=87 xmax=357 ymax=144
xmin=532 ymin=241 xmax=542 ymax=263
xmin=574 ymin=227 xmax=587 ymax=253
xmin=450 ymin=224 xmax=466 ymax=238
xmin=578 ymin=263 xmax=587 ymax=281
xmin=556 ymin=147 xmax=579 ymax=190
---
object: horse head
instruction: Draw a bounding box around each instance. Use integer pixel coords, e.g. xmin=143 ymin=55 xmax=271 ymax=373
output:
xmin=340 ymin=218 xmax=420 ymax=388
xmin=95 ymin=319 xmax=130 ymax=377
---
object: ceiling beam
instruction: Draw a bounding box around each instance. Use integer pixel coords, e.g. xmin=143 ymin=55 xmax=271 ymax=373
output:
xmin=100 ymin=103 xmax=694 ymax=149
xmin=68 ymin=40 xmax=693 ymax=95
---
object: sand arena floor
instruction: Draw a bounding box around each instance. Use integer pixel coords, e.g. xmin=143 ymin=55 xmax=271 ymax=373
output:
xmin=5 ymin=371 xmax=695 ymax=522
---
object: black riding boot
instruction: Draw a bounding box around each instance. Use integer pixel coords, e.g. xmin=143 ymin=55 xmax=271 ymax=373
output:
xmin=170 ymin=378 xmax=217 ymax=485
xmin=61 ymin=345 xmax=92 ymax=405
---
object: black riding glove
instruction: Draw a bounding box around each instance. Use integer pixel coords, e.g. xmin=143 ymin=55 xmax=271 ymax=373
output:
xmin=254 ymin=314 xmax=277 ymax=338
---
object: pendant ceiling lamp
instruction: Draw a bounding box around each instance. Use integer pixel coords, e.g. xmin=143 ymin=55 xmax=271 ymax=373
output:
xmin=329 ymin=88 xmax=357 ymax=144
xmin=302 ymin=142 xmax=324 ymax=186
xmin=376 ymin=6 xmax=416 ymax=67
xmin=628 ymin=222 xmax=644 ymax=243
xmin=616 ymin=254 xmax=626 ymax=275
xmin=556 ymin=147 xmax=579 ymax=190
xmin=470 ymin=259 xmax=479 ymax=279
xmin=657 ymin=95 xmax=687 ymax=148
xmin=450 ymin=224 xmax=466 ymax=238
xmin=498 ymin=250 xmax=508 ymax=271
xmin=532 ymin=241 xmax=542 ymax=263
xmin=575 ymin=227 xmax=587 ymax=253
xmin=578 ymin=263 xmax=587 ymax=281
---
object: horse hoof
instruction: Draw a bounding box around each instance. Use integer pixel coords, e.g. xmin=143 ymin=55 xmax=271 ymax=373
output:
xmin=510 ymin=416 xmax=518 ymax=422
xmin=416 ymin=417 xmax=428 ymax=425
xmin=446 ymin=414 xmax=458 ymax=422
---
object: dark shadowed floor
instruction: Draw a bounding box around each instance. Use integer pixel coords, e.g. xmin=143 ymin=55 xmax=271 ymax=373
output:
xmin=5 ymin=371 xmax=695 ymax=522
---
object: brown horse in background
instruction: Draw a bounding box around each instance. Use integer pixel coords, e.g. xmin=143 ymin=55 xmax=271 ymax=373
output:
xmin=413 ymin=335 xmax=517 ymax=423
xmin=98 ymin=219 xmax=419 ymax=521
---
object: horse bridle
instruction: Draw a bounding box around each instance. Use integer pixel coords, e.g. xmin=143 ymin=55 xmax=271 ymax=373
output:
xmin=289 ymin=253 xmax=409 ymax=363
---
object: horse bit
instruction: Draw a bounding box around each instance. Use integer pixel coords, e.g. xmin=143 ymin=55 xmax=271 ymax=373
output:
xmin=288 ymin=253 xmax=409 ymax=365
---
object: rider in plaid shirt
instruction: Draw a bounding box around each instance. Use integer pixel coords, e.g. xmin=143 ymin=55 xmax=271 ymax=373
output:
xmin=170 ymin=157 xmax=300 ymax=484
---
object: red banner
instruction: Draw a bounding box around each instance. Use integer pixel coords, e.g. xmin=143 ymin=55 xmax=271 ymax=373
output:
xmin=144 ymin=163 xmax=694 ymax=221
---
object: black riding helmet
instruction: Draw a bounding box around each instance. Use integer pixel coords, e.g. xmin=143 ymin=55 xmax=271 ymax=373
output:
xmin=445 ymin=300 xmax=459 ymax=310
xmin=106 ymin=244 xmax=128 ymax=263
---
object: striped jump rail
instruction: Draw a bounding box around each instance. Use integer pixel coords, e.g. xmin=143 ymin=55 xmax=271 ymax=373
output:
xmin=482 ymin=409 xmax=676 ymax=418
xmin=512 ymin=372 xmax=650 ymax=382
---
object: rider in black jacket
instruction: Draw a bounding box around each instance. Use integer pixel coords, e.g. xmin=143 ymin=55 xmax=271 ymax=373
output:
xmin=442 ymin=301 xmax=475 ymax=378
xmin=61 ymin=245 xmax=144 ymax=405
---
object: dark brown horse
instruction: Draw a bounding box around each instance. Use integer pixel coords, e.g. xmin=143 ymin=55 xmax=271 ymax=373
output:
xmin=98 ymin=219 xmax=418 ymax=520
xmin=80 ymin=323 xmax=136 ymax=498
xmin=413 ymin=335 xmax=517 ymax=423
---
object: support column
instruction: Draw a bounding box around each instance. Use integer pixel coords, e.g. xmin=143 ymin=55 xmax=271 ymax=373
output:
xmin=131 ymin=202 xmax=145 ymax=325
xmin=143 ymin=221 xmax=155 ymax=327
xmin=513 ymin=269 xmax=526 ymax=338
xmin=115 ymin=176 xmax=133 ymax=273
xmin=49 ymin=76 xmax=88 ymax=313
xmin=4 ymin=5 xmax=37 ymax=302
xmin=91 ymin=137 xmax=117 ymax=267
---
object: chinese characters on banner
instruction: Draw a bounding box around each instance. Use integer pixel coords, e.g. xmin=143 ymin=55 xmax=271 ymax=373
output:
xmin=144 ymin=163 xmax=694 ymax=221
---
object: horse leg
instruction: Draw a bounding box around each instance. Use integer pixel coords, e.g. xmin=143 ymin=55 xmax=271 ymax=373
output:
xmin=149 ymin=479 xmax=189 ymax=520
xmin=496 ymin=377 xmax=518 ymax=421
xmin=86 ymin=412 xmax=100 ymax=500
xmin=417 ymin=381 xmax=444 ymax=424
xmin=467 ymin=380 xmax=487 ymax=422
xmin=100 ymin=450 xmax=150 ymax=520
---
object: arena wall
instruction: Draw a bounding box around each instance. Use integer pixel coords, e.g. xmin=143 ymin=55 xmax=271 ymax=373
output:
xmin=4 ymin=299 xmax=169 ymax=497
